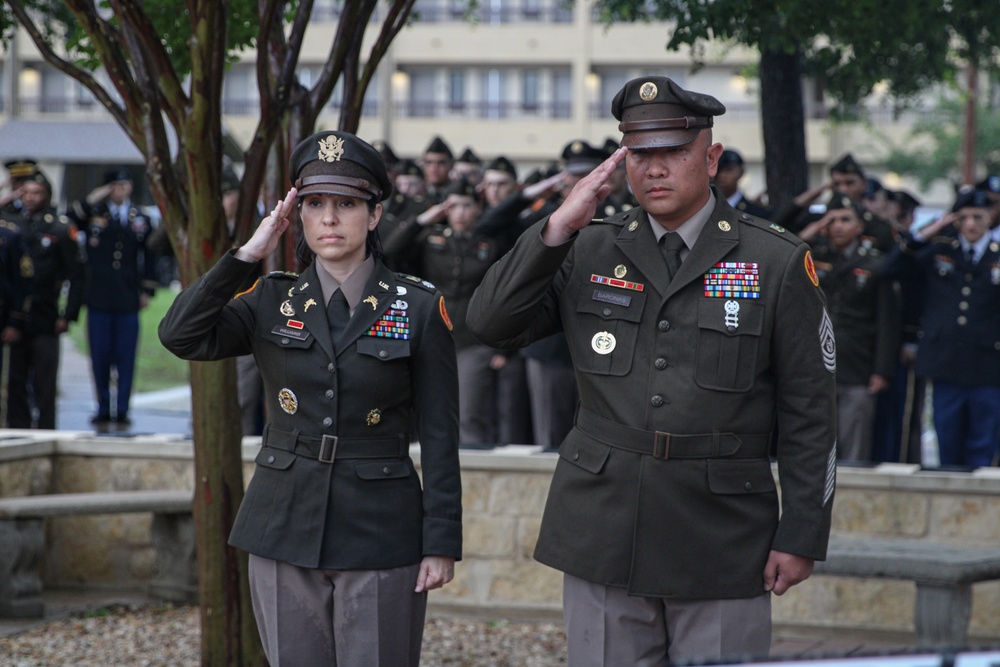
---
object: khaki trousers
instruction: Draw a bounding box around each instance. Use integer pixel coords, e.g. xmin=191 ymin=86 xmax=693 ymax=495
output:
xmin=563 ymin=573 xmax=771 ymax=666
xmin=248 ymin=555 xmax=425 ymax=666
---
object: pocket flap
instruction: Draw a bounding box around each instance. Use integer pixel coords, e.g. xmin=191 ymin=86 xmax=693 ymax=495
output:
xmin=559 ymin=436 xmax=611 ymax=474
xmin=357 ymin=337 xmax=411 ymax=361
xmin=355 ymin=460 xmax=411 ymax=480
xmin=255 ymin=446 xmax=295 ymax=470
xmin=697 ymin=299 xmax=764 ymax=336
xmin=707 ymin=459 xmax=776 ymax=495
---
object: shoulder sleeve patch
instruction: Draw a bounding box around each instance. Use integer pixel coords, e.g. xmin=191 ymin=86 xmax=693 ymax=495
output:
xmin=804 ymin=250 xmax=820 ymax=287
xmin=438 ymin=295 xmax=453 ymax=331
xmin=235 ymin=278 xmax=260 ymax=299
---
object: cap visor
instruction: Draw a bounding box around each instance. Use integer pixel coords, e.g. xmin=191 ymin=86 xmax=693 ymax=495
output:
xmin=621 ymin=128 xmax=698 ymax=150
xmin=297 ymin=183 xmax=372 ymax=200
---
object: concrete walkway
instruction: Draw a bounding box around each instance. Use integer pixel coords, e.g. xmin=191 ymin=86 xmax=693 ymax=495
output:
xmin=55 ymin=335 xmax=192 ymax=436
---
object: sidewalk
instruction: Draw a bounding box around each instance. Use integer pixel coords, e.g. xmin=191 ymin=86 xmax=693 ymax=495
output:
xmin=55 ymin=335 xmax=192 ymax=437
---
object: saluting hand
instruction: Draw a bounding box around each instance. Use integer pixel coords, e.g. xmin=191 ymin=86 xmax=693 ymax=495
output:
xmin=543 ymin=147 xmax=627 ymax=246
xmin=234 ymin=188 xmax=298 ymax=263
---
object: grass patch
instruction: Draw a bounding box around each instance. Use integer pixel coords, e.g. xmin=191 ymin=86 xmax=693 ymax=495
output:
xmin=68 ymin=288 xmax=190 ymax=393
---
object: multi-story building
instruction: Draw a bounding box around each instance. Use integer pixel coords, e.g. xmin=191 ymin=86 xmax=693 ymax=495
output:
xmin=0 ymin=1 xmax=960 ymax=208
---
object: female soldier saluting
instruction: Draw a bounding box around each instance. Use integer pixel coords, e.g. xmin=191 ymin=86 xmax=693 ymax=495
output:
xmin=159 ymin=131 xmax=462 ymax=666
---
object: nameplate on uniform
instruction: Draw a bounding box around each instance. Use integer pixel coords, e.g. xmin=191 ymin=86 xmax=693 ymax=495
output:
xmin=592 ymin=289 xmax=632 ymax=307
xmin=590 ymin=274 xmax=644 ymax=292
xmin=271 ymin=324 xmax=311 ymax=341
xmin=367 ymin=309 xmax=410 ymax=340
xmin=703 ymin=262 xmax=761 ymax=299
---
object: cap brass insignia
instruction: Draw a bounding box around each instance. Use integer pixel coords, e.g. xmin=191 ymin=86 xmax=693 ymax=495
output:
xmin=363 ymin=295 xmax=379 ymax=311
xmin=280 ymin=300 xmax=295 ymax=316
xmin=318 ymin=135 xmax=345 ymax=162
xmin=614 ymin=264 xmax=627 ymax=279
xmin=278 ymin=388 xmax=298 ymax=415
xmin=366 ymin=408 xmax=381 ymax=426
xmin=303 ymin=298 xmax=317 ymax=312
xmin=639 ymin=82 xmax=658 ymax=102
xmin=718 ymin=220 xmax=732 ymax=232
xmin=571 ymin=141 xmax=584 ymax=154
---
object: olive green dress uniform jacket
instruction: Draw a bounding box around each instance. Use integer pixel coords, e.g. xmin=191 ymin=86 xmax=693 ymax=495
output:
xmin=811 ymin=243 xmax=901 ymax=386
xmin=467 ymin=197 xmax=836 ymax=599
xmin=159 ymin=252 xmax=462 ymax=570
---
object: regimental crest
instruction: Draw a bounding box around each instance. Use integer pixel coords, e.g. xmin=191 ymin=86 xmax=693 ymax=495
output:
xmin=318 ymin=135 xmax=345 ymax=162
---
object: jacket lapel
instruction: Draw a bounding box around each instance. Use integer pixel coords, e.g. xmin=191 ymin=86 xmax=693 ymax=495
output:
xmin=290 ymin=264 xmax=336 ymax=362
xmin=335 ymin=263 xmax=399 ymax=356
xmin=614 ymin=209 xmax=673 ymax=299
xmin=662 ymin=200 xmax=740 ymax=301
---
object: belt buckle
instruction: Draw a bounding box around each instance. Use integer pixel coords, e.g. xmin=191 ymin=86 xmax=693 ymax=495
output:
xmin=653 ymin=431 xmax=671 ymax=460
xmin=319 ymin=435 xmax=338 ymax=463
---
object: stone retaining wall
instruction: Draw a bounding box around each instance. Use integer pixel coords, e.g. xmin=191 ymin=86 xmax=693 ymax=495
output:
xmin=2 ymin=431 xmax=1000 ymax=640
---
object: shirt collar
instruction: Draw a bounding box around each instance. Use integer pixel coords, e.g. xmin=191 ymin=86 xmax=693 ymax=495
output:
xmin=960 ymin=234 xmax=990 ymax=262
xmin=317 ymin=255 xmax=375 ymax=314
xmin=647 ymin=191 xmax=716 ymax=253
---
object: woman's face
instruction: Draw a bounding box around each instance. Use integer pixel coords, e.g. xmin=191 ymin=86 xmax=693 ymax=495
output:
xmin=300 ymin=193 xmax=380 ymax=269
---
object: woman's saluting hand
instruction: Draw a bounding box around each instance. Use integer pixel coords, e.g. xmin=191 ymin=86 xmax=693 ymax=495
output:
xmin=235 ymin=188 xmax=298 ymax=263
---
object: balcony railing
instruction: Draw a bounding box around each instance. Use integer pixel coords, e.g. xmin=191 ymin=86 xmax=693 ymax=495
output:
xmin=397 ymin=99 xmax=572 ymax=119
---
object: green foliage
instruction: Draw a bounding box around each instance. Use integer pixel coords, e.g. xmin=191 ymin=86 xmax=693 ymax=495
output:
xmin=886 ymin=98 xmax=1000 ymax=189
xmin=592 ymin=0 xmax=1000 ymax=116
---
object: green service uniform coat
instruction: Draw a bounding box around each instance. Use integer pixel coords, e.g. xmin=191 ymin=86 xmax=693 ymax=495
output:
xmin=467 ymin=197 xmax=836 ymax=599
xmin=811 ymin=242 xmax=901 ymax=386
xmin=159 ymin=252 xmax=462 ymax=570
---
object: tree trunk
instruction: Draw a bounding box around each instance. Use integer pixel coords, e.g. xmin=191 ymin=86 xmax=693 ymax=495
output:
xmin=759 ymin=47 xmax=809 ymax=214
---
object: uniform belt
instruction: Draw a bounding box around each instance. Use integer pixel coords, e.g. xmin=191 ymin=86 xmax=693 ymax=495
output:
xmin=263 ymin=424 xmax=410 ymax=463
xmin=575 ymin=408 xmax=771 ymax=460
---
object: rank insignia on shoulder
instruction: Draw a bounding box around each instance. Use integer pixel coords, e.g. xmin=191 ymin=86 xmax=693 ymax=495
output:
xmin=591 ymin=274 xmax=644 ymax=292
xmin=267 ymin=270 xmax=299 ymax=279
xmin=769 ymin=223 xmax=786 ymax=233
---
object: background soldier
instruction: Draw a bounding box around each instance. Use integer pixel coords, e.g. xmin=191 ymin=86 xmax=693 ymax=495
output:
xmin=0 ymin=217 xmax=32 ymax=425
xmin=8 ymin=169 xmax=85 ymax=429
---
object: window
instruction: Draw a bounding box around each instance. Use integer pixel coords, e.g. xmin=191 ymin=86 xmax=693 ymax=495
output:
xmin=522 ymin=70 xmax=539 ymax=112
xmin=449 ymin=69 xmax=465 ymax=111
xmin=553 ymin=70 xmax=572 ymax=118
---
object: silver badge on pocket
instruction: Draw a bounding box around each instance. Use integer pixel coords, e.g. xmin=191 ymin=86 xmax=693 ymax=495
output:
xmin=591 ymin=331 xmax=616 ymax=355
xmin=724 ymin=300 xmax=740 ymax=332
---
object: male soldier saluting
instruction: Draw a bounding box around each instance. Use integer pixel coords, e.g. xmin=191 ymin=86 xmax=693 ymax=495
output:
xmin=468 ymin=76 xmax=836 ymax=665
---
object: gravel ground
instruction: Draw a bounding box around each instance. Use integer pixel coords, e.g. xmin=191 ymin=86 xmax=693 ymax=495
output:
xmin=0 ymin=604 xmax=567 ymax=666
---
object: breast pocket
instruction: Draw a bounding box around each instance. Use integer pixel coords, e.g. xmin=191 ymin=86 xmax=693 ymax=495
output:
xmin=572 ymin=289 xmax=646 ymax=376
xmin=695 ymin=299 xmax=764 ymax=392
xmin=356 ymin=337 xmax=412 ymax=362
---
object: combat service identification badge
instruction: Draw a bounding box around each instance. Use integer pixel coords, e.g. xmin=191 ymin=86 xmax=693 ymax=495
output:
xmin=278 ymin=388 xmax=298 ymax=415
xmin=592 ymin=331 xmax=616 ymax=355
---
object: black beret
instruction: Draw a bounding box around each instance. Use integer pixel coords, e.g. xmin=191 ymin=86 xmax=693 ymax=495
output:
xmin=442 ymin=176 xmax=477 ymax=199
xmin=424 ymin=136 xmax=453 ymax=159
xmin=611 ymin=76 xmax=725 ymax=149
xmin=561 ymin=140 xmax=606 ymax=175
xmin=4 ymin=158 xmax=37 ymax=179
xmin=826 ymin=191 xmax=863 ymax=217
xmin=103 ymin=167 xmax=132 ymax=185
xmin=718 ymin=149 xmax=744 ymax=169
xmin=830 ymin=153 xmax=864 ymax=177
xmin=396 ymin=159 xmax=424 ymax=179
xmin=457 ymin=147 xmax=481 ymax=164
xmin=952 ymin=188 xmax=991 ymax=212
xmin=371 ymin=139 xmax=399 ymax=167
xmin=289 ymin=131 xmax=392 ymax=201
xmin=484 ymin=156 xmax=517 ymax=180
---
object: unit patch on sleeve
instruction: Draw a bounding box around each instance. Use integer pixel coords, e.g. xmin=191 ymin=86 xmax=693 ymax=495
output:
xmin=703 ymin=262 xmax=760 ymax=298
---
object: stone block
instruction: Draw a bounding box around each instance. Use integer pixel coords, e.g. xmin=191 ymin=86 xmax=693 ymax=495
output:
xmin=517 ymin=517 xmax=542 ymax=560
xmin=0 ymin=459 xmax=53 ymax=497
xmin=464 ymin=515 xmax=516 ymax=558
xmin=129 ymin=546 xmax=157 ymax=580
xmin=929 ymin=496 xmax=1000 ymax=542
xmin=461 ymin=471 xmax=492 ymax=513
xmin=489 ymin=473 xmax=551 ymax=516
xmin=832 ymin=490 xmax=929 ymax=537
xmin=0 ymin=518 xmax=45 ymax=618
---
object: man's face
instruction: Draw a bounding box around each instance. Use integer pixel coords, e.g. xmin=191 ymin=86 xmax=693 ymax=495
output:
xmin=953 ymin=207 xmax=991 ymax=244
xmin=831 ymin=172 xmax=866 ymax=203
xmin=481 ymin=170 xmax=517 ymax=207
xmin=20 ymin=181 xmax=49 ymax=214
xmin=395 ymin=174 xmax=426 ymax=198
xmin=451 ymin=162 xmax=482 ymax=186
xmin=625 ymin=132 xmax=722 ymax=229
xmin=108 ymin=179 xmax=133 ymax=205
xmin=421 ymin=152 xmax=452 ymax=188
xmin=826 ymin=209 xmax=863 ymax=250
